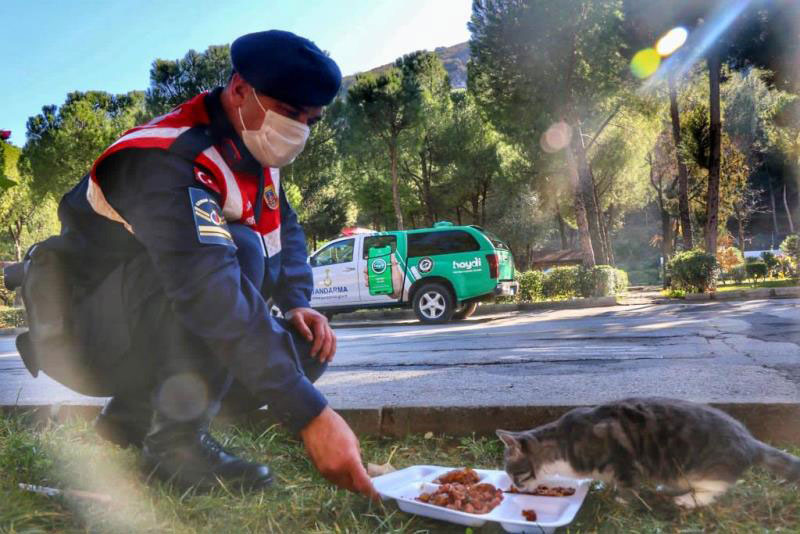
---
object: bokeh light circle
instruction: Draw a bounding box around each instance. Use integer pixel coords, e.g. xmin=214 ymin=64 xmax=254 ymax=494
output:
xmin=656 ymin=27 xmax=688 ymax=57
xmin=630 ymin=48 xmax=661 ymax=79
xmin=540 ymin=122 xmax=572 ymax=153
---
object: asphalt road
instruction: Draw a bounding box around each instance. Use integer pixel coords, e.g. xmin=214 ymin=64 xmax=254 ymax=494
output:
xmin=1 ymin=299 xmax=799 ymax=409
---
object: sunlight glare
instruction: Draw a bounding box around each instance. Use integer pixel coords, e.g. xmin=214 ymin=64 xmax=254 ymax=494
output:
xmin=630 ymin=48 xmax=661 ymax=79
xmin=656 ymin=27 xmax=689 ymax=57
xmin=540 ymin=122 xmax=573 ymax=153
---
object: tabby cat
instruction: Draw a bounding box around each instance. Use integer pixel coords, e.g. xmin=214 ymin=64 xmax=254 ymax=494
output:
xmin=497 ymin=397 xmax=800 ymax=508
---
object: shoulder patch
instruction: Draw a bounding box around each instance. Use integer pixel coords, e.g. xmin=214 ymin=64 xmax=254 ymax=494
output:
xmin=189 ymin=187 xmax=235 ymax=248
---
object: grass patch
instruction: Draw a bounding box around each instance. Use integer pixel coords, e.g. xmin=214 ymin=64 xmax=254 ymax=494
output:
xmin=1 ymin=413 xmax=799 ymax=533
xmin=716 ymin=279 xmax=798 ymax=293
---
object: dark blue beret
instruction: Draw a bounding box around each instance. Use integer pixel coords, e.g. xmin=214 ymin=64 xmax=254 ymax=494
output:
xmin=231 ymin=30 xmax=342 ymax=108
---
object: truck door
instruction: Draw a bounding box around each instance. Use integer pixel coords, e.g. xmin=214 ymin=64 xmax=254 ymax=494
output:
xmin=308 ymin=238 xmax=360 ymax=307
xmin=357 ymin=234 xmax=405 ymax=304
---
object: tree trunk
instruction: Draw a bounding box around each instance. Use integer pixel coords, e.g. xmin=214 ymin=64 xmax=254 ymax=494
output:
xmin=661 ymin=210 xmax=673 ymax=289
xmin=767 ymin=177 xmax=779 ymax=247
xmin=575 ymin=132 xmax=606 ymax=264
xmin=704 ymin=54 xmax=722 ymax=255
xmin=471 ymin=195 xmax=480 ymax=225
xmin=784 ymin=184 xmax=795 ymax=234
xmin=390 ymin=143 xmax=404 ymax=230
xmin=650 ymin=153 xmax=672 ymax=287
xmin=10 ymin=223 xmax=22 ymax=262
xmin=605 ymin=203 xmax=616 ymax=266
xmin=737 ymin=214 xmax=745 ymax=254
xmin=567 ymin=144 xmax=595 ymax=267
xmin=669 ymin=73 xmax=693 ymax=250
xmin=480 ymin=182 xmax=488 ymax=227
xmin=556 ymin=206 xmax=568 ymax=250
xmin=591 ymin=168 xmax=612 ymax=265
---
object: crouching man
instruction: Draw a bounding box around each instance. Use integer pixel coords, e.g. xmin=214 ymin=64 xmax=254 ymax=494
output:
xmin=14 ymin=30 xmax=375 ymax=498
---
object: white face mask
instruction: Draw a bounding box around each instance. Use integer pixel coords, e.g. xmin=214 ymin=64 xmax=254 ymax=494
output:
xmin=238 ymin=88 xmax=310 ymax=168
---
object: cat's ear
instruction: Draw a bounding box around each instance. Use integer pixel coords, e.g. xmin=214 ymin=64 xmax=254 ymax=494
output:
xmin=496 ymin=429 xmax=522 ymax=450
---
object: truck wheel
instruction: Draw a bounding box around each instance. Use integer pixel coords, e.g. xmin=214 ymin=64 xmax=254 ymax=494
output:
xmin=413 ymin=283 xmax=454 ymax=324
xmin=452 ymin=302 xmax=478 ymax=320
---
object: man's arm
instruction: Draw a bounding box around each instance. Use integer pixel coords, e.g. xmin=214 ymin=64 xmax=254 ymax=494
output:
xmin=271 ymin=185 xmax=336 ymax=362
xmin=271 ymin=185 xmax=313 ymax=312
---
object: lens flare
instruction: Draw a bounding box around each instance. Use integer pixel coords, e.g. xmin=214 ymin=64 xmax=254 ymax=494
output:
xmin=156 ymin=372 xmax=209 ymax=422
xmin=656 ymin=27 xmax=689 ymax=57
xmin=630 ymin=48 xmax=661 ymax=79
xmin=540 ymin=122 xmax=572 ymax=153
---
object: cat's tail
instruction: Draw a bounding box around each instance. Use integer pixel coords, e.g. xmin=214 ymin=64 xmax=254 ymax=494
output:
xmin=757 ymin=442 xmax=800 ymax=482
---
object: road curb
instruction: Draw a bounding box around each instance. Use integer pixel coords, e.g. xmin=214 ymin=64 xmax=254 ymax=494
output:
xmin=4 ymin=402 xmax=799 ymax=445
xmin=330 ymin=296 xmax=620 ymax=322
xmin=680 ymin=286 xmax=800 ymax=302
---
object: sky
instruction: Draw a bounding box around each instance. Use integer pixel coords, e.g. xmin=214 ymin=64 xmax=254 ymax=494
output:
xmin=1 ymin=0 xmax=472 ymax=146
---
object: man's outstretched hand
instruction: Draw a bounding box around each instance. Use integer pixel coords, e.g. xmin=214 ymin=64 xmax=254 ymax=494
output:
xmin=300 ymin=406 xmax=378 ymax=500
xmin=287 ymin=307 xmax=336 ymax=363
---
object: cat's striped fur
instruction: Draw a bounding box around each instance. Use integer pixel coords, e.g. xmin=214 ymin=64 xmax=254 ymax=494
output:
xmin=498 ymin=397 xmax=800 ymax=508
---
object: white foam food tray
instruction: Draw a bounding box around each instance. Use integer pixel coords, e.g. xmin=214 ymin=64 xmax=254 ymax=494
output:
xmin=372 ymin=465 xmax=592 ymax=534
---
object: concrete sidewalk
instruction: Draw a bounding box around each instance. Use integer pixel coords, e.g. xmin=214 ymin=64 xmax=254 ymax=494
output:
xmin=2 ymin=299 xmax=800 ymax=444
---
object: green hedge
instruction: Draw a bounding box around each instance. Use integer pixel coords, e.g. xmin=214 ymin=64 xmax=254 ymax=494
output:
xmin=0 ymin=307 xmax=25 ymax=328
xmin=745 ymin=261 xmax=768 ymax=282
xmin=668 ymin=250 xmax=718 ymax=293
xmin=517 ymin=270 xmax=544 ymax=302
xmin=0 ymin=271 xmax=16 ymax=307
xmin=542 ymin=266 xmax=579 ymax=299
xmin=516 ymin=265 xmax=628 ymax=302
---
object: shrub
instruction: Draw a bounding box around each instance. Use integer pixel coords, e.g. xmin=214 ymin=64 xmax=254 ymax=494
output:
xmin=745 ymin=261 xmax=768 ymax=283
xmin=728 ymin=265 xmax=747 ymax=284
xmin=614 ymin=268 xmax=629 ymax=294
xmin=777 ymin=255 xmax=795 ymax=278
xmin=760 ymin=251 xmax=778 ymax=277
xmin=780 ymin=234 xmax=800 ymax=266
xmin=577 ymin=266 xmax=613 ymax=297
xmin=717 ymin=246 xmax=744 ymax=273
xmin=577 ymin=265 xmax=628 ymax=297
xmin=0 ymin=307 xmax=25 ymax=328
xmin=0 ymin=271 xmax=15 ymax=307
xmin=668 ymin=250 xmax=718 ymax=293
xmin=542 ymin=266 xmax=580 ymax=299
xmin=517 ymin=270 xmax=544 ymax=302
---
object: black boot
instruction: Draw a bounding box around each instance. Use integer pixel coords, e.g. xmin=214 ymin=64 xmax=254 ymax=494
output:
xmin=142 ymin=416 xmax=272 ymax=491
xmin=94 ymin=396 xmax=152 ymax=448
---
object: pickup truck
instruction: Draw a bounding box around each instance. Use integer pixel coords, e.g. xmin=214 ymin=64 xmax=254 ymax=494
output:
xmin=308 ymin=222 xmax=518 ymax=323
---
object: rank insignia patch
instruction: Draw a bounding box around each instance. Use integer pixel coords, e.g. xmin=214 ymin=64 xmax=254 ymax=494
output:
xmin=263 ymin=184 xmax=279 ymax=210
xmin=189 ymin=187 xmax=235 ymax=247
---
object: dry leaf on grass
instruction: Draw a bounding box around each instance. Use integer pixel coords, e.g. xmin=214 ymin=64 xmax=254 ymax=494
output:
xmin=367 ymin=462 xmax=397 ymax=477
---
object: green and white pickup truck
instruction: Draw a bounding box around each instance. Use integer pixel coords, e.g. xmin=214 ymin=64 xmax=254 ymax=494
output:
xmin=308 ymin=222 xmax=518 ymax=323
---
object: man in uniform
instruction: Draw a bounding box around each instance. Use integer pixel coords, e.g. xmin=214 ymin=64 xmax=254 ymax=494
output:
xmin=16 ymin=30 xmax=375 ymax=498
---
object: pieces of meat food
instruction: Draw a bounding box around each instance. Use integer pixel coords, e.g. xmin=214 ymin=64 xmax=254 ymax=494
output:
xmin=433 ymin=468 xmax=480 ymax=485
xmin=417 ymin=469 xmax=504 ymax=515
xmin=507 ymin=484 xmax=576 ymax=497
xmin=522 ymin=509 xmax=537 ymax=521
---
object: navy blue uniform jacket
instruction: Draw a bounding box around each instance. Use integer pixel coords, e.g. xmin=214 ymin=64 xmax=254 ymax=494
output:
xmin=55 ymin=88 xmax=325 ymax=433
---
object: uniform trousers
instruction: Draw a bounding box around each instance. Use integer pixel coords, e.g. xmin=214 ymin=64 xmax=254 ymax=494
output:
xmin=74 ymin=223 xmax=326 ymax=425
